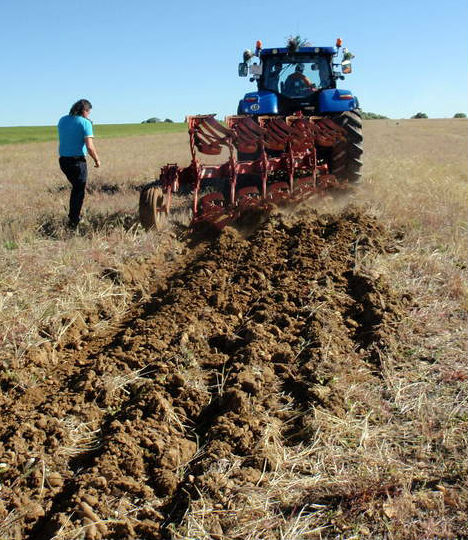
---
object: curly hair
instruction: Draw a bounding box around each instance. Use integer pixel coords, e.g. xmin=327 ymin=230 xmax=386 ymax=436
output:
xmin=69 ymin=99 xmax=92 ymax=116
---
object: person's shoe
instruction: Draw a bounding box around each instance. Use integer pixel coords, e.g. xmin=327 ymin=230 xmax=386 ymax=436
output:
xmin=67 ymin=219 xmax=80 ymax=229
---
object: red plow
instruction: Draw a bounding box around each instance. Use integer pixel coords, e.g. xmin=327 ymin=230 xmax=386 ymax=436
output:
xmin=139 ymin=114 xmax=347 ymax=231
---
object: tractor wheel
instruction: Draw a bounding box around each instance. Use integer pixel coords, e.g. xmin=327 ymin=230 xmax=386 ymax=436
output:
xmin=330 ymin=110 xmax=363 ymax=183
xmin=139 ymin=184 xmax=165 ymax=230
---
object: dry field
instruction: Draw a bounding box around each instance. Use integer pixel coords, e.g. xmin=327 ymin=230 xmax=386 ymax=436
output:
xmin=0 ymin=119 xmax=467 ymax=539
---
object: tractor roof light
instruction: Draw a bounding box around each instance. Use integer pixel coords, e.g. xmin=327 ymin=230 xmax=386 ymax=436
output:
xmin=336 ymin=38 xmax=342 ymax=48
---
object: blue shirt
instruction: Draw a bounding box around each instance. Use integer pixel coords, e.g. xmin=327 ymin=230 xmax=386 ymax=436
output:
xmin=57 ymin=115 xmax=93 ymax=157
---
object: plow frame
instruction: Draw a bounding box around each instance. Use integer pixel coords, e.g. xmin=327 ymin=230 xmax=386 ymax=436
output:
xmin=148 ymin=113 xmax=347 ymax=229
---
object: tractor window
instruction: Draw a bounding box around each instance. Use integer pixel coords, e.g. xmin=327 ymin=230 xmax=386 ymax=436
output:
xmin=263 ymin=55 xmax=332 ymax=97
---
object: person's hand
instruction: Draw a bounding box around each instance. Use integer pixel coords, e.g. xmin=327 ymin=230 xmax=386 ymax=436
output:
xmin=94 ymin=159 xmax=101 ymax=168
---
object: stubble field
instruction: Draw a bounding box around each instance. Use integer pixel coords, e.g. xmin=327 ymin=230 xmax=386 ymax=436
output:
xmin=0 ymin=119 xmax=467 ymax=539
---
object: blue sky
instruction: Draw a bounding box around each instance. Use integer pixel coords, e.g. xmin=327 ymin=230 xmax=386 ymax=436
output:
xmin=1 ymin=0 xmax=467 ymax=126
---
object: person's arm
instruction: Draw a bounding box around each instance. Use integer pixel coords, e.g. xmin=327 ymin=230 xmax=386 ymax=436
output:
xmin=302 ymin=75 xmax=317 ymax=91
xmin=85 ymin=137 xmax=100 ymax=168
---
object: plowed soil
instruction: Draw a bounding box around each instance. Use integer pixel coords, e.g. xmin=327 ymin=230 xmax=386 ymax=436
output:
xmin=0 ymin=208 xmax=408 ymax=539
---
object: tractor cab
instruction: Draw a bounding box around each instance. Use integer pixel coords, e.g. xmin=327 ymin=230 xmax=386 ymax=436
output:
xmin=237 ymin=39 xmax=358 ymax=116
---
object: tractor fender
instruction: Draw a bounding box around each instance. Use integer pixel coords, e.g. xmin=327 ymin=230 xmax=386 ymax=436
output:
xmin=238 ymin=90 xmax=278 ymax=115
xmin=318 ymin=89 xmax=359 ymax=113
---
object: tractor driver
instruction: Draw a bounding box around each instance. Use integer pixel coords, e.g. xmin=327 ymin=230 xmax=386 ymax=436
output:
xmin=284 ymin=64 xmax=316 ymax=96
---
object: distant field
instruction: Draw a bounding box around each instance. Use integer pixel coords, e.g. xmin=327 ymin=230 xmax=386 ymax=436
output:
xmin=0 ymin=122 xmax=186 ymax=145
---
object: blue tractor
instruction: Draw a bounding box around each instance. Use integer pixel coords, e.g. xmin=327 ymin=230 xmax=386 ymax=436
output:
xmin=138 ymin=38 xmax=363 ymax=231
xmin=236 ymin=37 xmax=362 ymax=183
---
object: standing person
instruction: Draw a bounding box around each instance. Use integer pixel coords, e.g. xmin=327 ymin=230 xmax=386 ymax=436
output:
xmin=57 ymin=99 xmax=100 ymax=228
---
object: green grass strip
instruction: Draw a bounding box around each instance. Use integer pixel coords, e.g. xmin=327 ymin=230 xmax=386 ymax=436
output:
xmin=0 ymin=122 xmax=187 ymax=145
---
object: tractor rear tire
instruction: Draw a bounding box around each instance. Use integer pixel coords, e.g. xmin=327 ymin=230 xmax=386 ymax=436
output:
xmin=139 ymin=185 xmax=165 ymax=230
xmin=330 ymin=110 xmax=363 ymax=184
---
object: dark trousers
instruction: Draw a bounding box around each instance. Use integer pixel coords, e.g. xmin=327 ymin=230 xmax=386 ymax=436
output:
xmin=59 ymin=157 xmax=88 ymax=225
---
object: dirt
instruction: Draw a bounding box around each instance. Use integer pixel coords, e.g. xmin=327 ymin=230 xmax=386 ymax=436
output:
xmin=0 ymin=207 xmax=409 ymax=539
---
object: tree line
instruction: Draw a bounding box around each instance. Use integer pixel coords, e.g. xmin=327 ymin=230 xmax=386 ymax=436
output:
xmin=362 ymin=111 xmax=466 ymax=120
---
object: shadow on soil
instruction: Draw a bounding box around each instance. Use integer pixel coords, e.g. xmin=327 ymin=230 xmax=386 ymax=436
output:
xmin=37 ymin=211 xmax=140 ymax=239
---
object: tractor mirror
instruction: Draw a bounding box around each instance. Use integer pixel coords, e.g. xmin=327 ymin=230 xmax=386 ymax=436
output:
xmin=341 ymin=60 xmax=352 ymax=74
xmin=238 ymin=63 xmax=248 ymax=77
